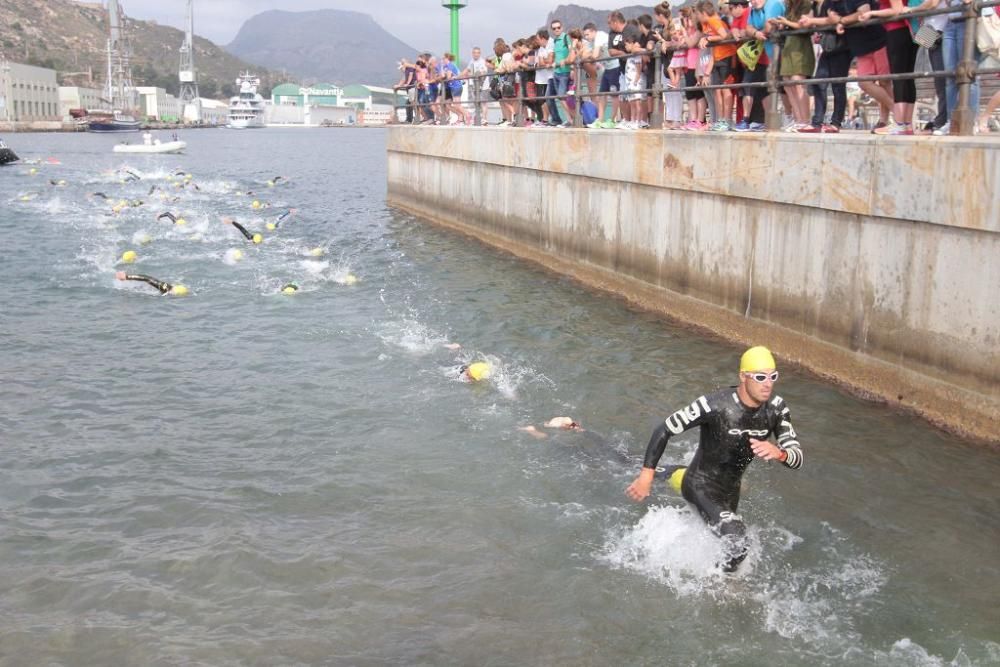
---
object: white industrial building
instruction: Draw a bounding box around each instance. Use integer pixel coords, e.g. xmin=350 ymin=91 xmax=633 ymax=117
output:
xmin=136 ymin=87 xmax=181 ymax=122
xmin=198 ymin=98 xmax=228 ymax=125
xmin=0 ymin=60 xmax=60 ymax=122
xmin=58 ymin=86 xmax=105 ymax=119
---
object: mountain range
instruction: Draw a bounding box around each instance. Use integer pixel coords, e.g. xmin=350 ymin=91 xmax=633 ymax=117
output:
xmin=545 ymin=4 xmax=663 ymax=29
xmin=0 ymin=0 xmax=280 ymax=99
xmin=226 ymin=10 xmax=418 ymax=88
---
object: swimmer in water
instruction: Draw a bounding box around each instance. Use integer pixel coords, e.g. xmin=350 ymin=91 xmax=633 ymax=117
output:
xmin=267 ymin=176 xmax=284 ymax=186
xmin=115 ymin=271 xmax=188 ymax=295
xmin=519 ymin=417 xmax=585 ymax=439
xmin=156 ymin=212 xmax=182 ymax=223
xmin=122 ymin=170 xmax=141 ymax=182
xmin=92 ymin=192 xmax=110 ymax=200
xmin=281 ymin=282 xmax=299 ymax=294
xmin=267 ymin=208 xmax=298 ymax=230
xmin=223 ymin=217 xmax=263 ymax=244
xmin=625 ymin=346 xmax=805 ymax=573
xmin=459 ymin=361 xmax=492 ymax=382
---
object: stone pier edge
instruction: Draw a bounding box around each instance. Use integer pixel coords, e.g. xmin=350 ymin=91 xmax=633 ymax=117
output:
xmin=386 ymin=191 xmax=999 ymax=448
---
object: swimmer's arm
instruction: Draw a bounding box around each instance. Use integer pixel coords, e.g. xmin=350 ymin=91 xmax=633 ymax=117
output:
xmin=119 ymin=272 xmax=171 ymax=294
xmin=225 ymin=218 xmax=254 ymax=241
xmin=773 ymin=403 xmax=803 ymax=469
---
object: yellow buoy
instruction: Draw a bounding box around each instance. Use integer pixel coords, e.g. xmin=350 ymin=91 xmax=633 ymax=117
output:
xmin=121 ymin=250 xmax=137 ymax=264
xmin=667 ymin=467 xmax=686 ymax=493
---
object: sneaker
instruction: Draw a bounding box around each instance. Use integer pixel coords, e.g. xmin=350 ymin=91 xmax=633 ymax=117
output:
xmin=560 ymin=122 xmax=573 ymax=128
xmin=748 ymin=122 xmax=766 ymax=132
xmin=796 ymin=124 xmax=821 ymax=133
xmin=711 ymin=120 xmax=730 ymax=132
xmin=932 ymin=122 xmax=951 ymax=136
xmin=682 ymin=120 xmax=702 ymax=131
xmin=587 ymin=120 xmax=603 ymax=129
xmin=733 ymin=119 xmax=751 ymax=132
xmin=870 ymin=120 xmax=888 ymax=133
xmin=782 ymin=122 xmax=802 ymax=133
xmin=638 ymin=120 xmax=650 ymax=129
xmin=821 ymin=124 xmax=840 ymax=133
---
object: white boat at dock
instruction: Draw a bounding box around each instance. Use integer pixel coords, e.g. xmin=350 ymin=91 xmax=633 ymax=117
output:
xmin=227 ymin=73 xmax=266 ymax=129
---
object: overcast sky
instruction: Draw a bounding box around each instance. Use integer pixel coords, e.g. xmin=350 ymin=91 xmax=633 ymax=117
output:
xmin=112 ymin=0 xmax=569 ymax=57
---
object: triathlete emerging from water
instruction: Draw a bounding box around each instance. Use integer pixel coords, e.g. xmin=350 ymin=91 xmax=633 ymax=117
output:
xmin=625 ymin=346 xmax=804 ymax=572
xmin=115 ymin=271 xmax=189 ymax=295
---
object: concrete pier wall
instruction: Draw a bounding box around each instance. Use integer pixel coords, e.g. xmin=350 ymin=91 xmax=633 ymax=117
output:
xmin=386 ymin=126 xmax=1000 ymax=443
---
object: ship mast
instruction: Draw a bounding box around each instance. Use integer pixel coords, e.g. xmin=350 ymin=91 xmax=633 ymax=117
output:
xmin=178 ymin=0 xmax=201 ymax=122
xmin=105 ymin=0 xmax=136 ymax=113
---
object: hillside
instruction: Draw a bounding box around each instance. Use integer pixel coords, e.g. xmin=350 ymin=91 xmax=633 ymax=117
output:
xmin=0 ymin=0 xmax=279 ymax=99
xmin=226 ymin=10 xmax=418 ymax=88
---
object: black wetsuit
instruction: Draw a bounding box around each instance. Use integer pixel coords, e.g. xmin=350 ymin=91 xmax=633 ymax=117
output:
xmin=157 ymin=212 xmax=177 ymax=223
xmin=642 ymin=388 xmax=804 ymax=571
xmin=123 ymin=274 xmax=172 ymax=295
xmin=230 ymin=220 xmax=255 ymax=241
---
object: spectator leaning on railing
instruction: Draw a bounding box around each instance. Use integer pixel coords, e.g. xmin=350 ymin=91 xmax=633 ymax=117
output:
xmin=460 ymin=46 xmax=491 ymax=126
xmin=696 ymin=0 xmax=737 ymax=131
xmin=771 ymin=0 xmax=816 ymax=131
xmin=863 ymin=0 xmax=921 ymax=134
xmin=807 ymin=0 xmax=852 ymax=133
xmin=534 ymin=29 xmax=553 ymax=125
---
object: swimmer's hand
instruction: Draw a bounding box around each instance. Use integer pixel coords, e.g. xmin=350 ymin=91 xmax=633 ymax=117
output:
xmin=115 ymin=271 xmax=126 ymax=281
xmin=750 ymin=438 xmax=787 ymax=462
xmin=626 ymin=467 xmax=656 ymax=502
xmin=443 ymin=343 xmax=461 ymax=350
xmin=518 ymin=425 xmax=548 ymax=440
xmin=222 ymin=216 xmax=233 ymax=225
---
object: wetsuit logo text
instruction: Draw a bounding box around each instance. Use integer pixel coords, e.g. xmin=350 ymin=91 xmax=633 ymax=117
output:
xmin=665 ymin=396 xmax=712 ymax=435
xmin=728 ymin=429 xmax=770 ymax=437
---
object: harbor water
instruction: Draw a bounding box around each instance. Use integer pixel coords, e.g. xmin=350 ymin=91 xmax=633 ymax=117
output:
xmin=1 ymin=129 xmax=998 ymax=666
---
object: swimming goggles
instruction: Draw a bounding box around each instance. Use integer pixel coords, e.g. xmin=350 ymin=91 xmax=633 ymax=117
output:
xmin=747 ymin=371 xmax=779 ymax=383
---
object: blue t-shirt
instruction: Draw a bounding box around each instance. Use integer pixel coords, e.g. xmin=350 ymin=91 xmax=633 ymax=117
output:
xmin=446 ymin=62 xmax=462 ymax=91
xmin=749 ymin=0 xmax=785 ymax=61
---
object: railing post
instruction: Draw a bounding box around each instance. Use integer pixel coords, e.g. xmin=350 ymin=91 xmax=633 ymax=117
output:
xmin=765 ymin=38 xmax=782 ymax=131
xmin=574 ymin=59 xmax=584 ymax=127
xmin=473 ymin=76 xmax=482 ymax=127
xmin=651 ymin=49 xmax=664 ymax=129
xmin=951 ymin=0 xmax=980 ymax=135
xmin=516 ymin=87 xmax=525 ymax=128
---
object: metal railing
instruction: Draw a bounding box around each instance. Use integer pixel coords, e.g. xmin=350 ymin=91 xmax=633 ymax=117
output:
xmin=392 ymin=0 xmax=1000 ymax=136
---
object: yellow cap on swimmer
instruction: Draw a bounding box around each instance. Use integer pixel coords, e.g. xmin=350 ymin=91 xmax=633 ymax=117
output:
xmin=281 ymin=283 xmax=299 ymax=294
xmin=252 ymin=233 xmax=263 ymax=244
xmin=121 ymin=250 xmax=137 ymax=264
xmin=266 ymin=222 xmax=276 ymax=231
xmin=267 ymin=180 xmax=275 ymax=187
xmin=466 ymin=361 xmax=491 ymax=381
xmin=252 ymin=200 xmax=262 ymax=210
xmin=309 ymin=247 xmax=324 ymax=257
xmin=138 ymin=234 xmax=152 ymax=245
xmin=740 ymin=346 xmax=776 ymax=372
xmin=231 ymin=249 xmax=244 ymax=260
xmin=176 ymin=218 xmax=187 ymax=226
xmin=29 ymin=168 xmax=38 ymax=175
xmin=343 ymin=274 xmax=358 ymax=285
xmin=667 ymin=467 xmax=686 ymax=493
xmin=169 ymin=284 xmax=189 ymax=296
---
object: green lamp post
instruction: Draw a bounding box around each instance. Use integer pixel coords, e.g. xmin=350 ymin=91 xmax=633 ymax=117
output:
xmin=441 ymin=0 xmax=467 ymax=59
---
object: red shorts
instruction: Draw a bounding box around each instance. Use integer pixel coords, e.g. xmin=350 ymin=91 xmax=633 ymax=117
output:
xmin=856 ymin=47 xmax=890 ymax=76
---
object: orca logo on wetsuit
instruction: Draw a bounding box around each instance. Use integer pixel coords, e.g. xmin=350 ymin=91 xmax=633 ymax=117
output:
xmin=665 ymin=396 xmax=712 ymax=435
xmin=727 ymin=428 xmax=770 ymax=437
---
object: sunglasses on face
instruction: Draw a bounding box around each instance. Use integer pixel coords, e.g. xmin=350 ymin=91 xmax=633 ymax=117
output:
xmin=552 ymin=25 xmax=562 ymax=30
xmin=746 ymin=371 xmax=779 ymax=383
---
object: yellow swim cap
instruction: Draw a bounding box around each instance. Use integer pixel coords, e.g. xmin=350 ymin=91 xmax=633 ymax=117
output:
xmin=29 ymin=168 xmax=37 ymax=174
xmin=309 ymin=247 xmax=324 ymax=257
xmin=467 ymin=362 xmax=491 ymax=381
xmin=266 ymin=222 xmax=276 ymax=231
xmin=267 ymin=180 xmax=275 ymax=187
xmin=252 ymin=200 xmax=262 ymax=209
xmin=170 ymin=284 xmax=189 ymax=296
xmin=740 ymin=346 xmax=777 ymax=373
xmin=252 ymin=233 xmax=263 ymax=244
xmin=176 ymin=218 xmax=187 ymax=226
xmin=343 ymin=274 xmax=358 ymax=285
xmin=138 ymin=234 xmax=152 ymax=245
xmin=231 ymin=249 xmax=244 ymax=260
xmin=118 ymin=199 xmax=128 ymax=207
xmin=281 ymin=284 xmax=298 ymax=294
xmin=667 ymin=467 xmax=686 ymax=493
xmin=121 ymin=250 xmax=137 ymax=264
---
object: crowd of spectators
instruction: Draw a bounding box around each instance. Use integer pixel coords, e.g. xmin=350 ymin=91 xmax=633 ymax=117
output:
xmin=396 ymin=0 xmax=1000 ymax=134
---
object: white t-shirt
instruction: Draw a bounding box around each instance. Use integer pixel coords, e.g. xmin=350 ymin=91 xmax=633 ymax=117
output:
xmin=593 ymin=30 xmax=610 ymax=61
xmin=536 ymin=44 xmax=553 ymax=81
